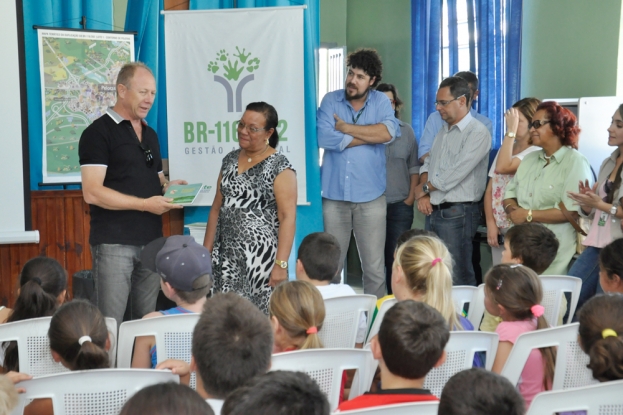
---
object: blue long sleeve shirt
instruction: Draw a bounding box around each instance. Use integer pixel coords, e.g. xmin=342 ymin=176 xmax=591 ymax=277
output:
xmin=317 ymin=89 xmax=398 ymax=202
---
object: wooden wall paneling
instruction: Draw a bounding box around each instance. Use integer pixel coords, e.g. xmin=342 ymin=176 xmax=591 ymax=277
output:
xmin=0 ymin=246 xmax=13 ymax=307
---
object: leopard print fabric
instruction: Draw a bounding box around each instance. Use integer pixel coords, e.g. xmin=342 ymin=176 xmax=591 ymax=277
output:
xmin=212 ymin=149 xmax=294 ymax=313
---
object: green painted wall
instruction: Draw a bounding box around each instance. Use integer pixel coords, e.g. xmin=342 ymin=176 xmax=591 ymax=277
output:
xmin=521 ymin=0 xmax=622 ymax=99
xmin=320 ymin=0 xmax=347 ymax=46
xmin=345 ymin=0 xmax=412 ymax=125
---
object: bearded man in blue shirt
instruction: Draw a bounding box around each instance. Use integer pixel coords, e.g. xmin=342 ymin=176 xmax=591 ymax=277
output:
xmin=317 ymin=48 xmax=398 ymax=298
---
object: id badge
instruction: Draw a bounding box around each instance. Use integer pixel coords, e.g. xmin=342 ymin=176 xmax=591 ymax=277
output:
xmin=598 ymin=211 xmax=608 ymax=227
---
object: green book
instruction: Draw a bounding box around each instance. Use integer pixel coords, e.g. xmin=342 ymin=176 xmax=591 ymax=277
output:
xmin=164 ymin=183 xmax=203 ymax=205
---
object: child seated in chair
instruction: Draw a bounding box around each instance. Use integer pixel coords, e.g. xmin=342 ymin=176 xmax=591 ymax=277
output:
xmin=439 ymin=368 xmax=525 ymax=415
xmin=269 ymin=280 xmax=325 ymax=353
xmin=2 ymin=257 xmax=68 ymax=372
xmin=480 ymin=223 xmax=559 ymax=331
xmin=156 ymin=293 xmax=273 ymax=415
xmin=25 ymin=300 xmax=112 ymax=415
xmin=295 ymin=232 xmax=366 ymax=347
xmin=598 ymin=239 xmax=623 ymax=294
xmin=223 ymin=371 xmax=330 ymax=415
xmin=486 ymin=264 xmax=555 ymax=407
xmin=119 ymin=382 xmax=214 ymax=415
xmin=336 ymin=300 xmax=448 ymax=411
xmin=132 ymin=235 xmax=212 ymax=369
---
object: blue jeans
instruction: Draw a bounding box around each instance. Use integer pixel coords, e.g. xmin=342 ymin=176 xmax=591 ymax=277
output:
xmin=426 ymin=203 xmax=481 ymax=286
xmin=91 ymin=244 xmax=160 ymax=327
xmin=385 ymin=201 xmax=414 ymax=294
xmin=568 ymin=246 xmax=603 ymax=312
xmin=323 ymin=196 xmax=387 ymax=298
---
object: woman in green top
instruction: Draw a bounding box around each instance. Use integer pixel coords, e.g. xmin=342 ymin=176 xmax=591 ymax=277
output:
xmin=503 ymin=101 xmax=592 ymax=275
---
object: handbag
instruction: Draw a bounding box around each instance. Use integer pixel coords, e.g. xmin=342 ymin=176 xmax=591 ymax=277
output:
xmin=558 ymin=202 xmax=589 ymax=254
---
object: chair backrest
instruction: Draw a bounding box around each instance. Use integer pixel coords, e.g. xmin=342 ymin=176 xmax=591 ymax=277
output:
xmin=500 ymin=323 xmax=598 ymax=391
xmin=104 ymin=317 xmax=117 ymax=368
xmin=270 ymin=348 xmax=374 ymax=412
xmin=539 ymin=275 xmax=582 ymax=325
xmin=452 ymin=285 xmax=485 ymax=329
xmin=10 ymin=369 xmax=178 ymax=415
xmin=320 ymin=295 xmax=376 ymax=348
xmin=527 ymin=379 xmax=623 ymax=415
xmin=0 ymin=316 xmax=119 ymax=376
xmin=365 ymin=297 xmax=397 ymax=344
xmin=332 ymin=401 xmax=440 ymax=415
xmin=423 ymin=331 xmax=499 ymax=397
xmin=117 ymin=314 xmax=200 ymax=387
xmin=0 ymin=317 xmax=68 ymax=376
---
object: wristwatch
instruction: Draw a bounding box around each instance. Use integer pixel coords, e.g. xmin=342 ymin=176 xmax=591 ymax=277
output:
xmin=275 ymin=259 xmax=288 ymax=269
xmin=526 ymin=209 xmax=533 ymax=223
xmin=422 ymin=182 xmax=430 ymax=194
xmin=506 ymin=132 xmax=516 ymax=139
xmin=610 ymin=204 xmax=618 ymax=216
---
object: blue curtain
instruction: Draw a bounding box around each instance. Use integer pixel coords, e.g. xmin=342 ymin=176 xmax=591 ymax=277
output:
xmin=172 ymin=0 xmax=323 ymax=275
xmin=22 ymin=0 xmax=113 ymax=190
xmin=411 ymin=0 xmax=442 ymax=141
xmin=411 ymin=0 xmax=523 ymax=152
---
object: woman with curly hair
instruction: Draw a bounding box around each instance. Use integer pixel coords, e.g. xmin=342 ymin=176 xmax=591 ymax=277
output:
xmin=503 ymin=101 xmax=592 ymax=274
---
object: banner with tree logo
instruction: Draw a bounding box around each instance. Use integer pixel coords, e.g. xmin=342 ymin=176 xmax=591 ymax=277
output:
xmin=163 ymin=7 xmax=307 ymax=206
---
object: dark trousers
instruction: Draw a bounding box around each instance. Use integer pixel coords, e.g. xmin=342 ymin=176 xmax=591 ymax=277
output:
xmin=385 ymin=201 xmax=414 ymax=294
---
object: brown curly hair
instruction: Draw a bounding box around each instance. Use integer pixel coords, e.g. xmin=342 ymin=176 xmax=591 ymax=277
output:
xmin=535 ymin=101 xmax=581 ymax=149
xmin=347 ymin=48 xmax=383 ymax=87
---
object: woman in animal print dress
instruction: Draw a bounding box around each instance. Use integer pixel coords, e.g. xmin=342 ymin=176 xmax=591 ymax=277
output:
xmin=204 ymin=102 xmax=297 ymax=313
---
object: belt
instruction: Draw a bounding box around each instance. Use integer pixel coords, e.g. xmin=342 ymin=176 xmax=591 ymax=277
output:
xmin=431 ymin=201 xmax=477 ymax=211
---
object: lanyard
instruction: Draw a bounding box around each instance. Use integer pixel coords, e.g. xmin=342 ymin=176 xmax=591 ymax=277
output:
xmin=352 ymin=106 xmax=366 ymax=124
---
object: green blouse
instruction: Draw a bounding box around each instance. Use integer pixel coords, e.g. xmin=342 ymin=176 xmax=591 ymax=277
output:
xmin=504 ymin=146 xmax=592 ymax=274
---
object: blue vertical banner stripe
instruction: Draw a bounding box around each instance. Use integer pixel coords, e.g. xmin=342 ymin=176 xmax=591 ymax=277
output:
xmin=447 ymin=0 xmax=459 ymax=76
xmin=411 ymin=0 xmax=442 ymax=140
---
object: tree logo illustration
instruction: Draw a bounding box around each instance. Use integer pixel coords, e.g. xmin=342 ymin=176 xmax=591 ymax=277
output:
xmin=207 ymin=46 xmax=260 ymax=113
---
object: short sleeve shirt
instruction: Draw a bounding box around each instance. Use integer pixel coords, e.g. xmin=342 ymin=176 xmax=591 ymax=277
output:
xmin=79 ymin=109 xmax=164 ymax=246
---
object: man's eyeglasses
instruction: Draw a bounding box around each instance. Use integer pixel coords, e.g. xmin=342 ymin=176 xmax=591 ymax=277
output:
xmin=139 ymin=142 xmax=154 ymax=168
xmin=529 ymin=120 xmax=550 ymax=130
xmin=434 ymin=94 xmax=466 ymax=107
xmin=237 ymin=121 xmax=267 ymax=134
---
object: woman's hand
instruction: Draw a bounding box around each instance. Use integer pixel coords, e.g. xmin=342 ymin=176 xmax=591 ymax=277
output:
xmin=509 ymin=207 xmax=529 ymax=224
xmin=268 ymin=265 xmax=288 ymax=288
xmin=487 ymin=222 xmax=501 ymax=247
xmin=568 ymin=180 xmax=600 ymax=212
xmin=504 ymin=108 xmax=520 ymax=136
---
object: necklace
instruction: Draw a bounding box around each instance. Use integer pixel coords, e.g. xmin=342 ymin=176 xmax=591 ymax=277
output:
xmin=244 ymin=145 xmax=269 ymax=162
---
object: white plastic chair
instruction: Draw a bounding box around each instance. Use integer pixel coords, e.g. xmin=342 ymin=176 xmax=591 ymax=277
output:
xmin=423 ymin=331 xmax=499 ymax=397
xmin=365 ymin=297 xmax=396 ymax=343
xmin=527 ymin=379 xmax=623 ymax=415
xmin=452 ymin=285 xmax=485 ymax=329
xmin=10 ymin=368 xmax=178 ymax=415
xmin=333 ymin=401 xmax=439 ymax=415
xmin=501 ymin=323 xmax=598 ymax=391
xmin=270 ymin=348 xmax=374 ymax=412
xmin=539 ymin=275 xmax=582 ymax=325
xmin=0 ymin=316 xmax=117 ymax=376
xmin=320 ymin=295 xmax=376 ymax=348
xmin=116 ymin=314 xmax=200 ymax=387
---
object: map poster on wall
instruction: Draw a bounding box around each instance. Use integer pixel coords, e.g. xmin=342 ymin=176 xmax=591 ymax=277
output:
xmin=37 ymin=29 xmax=134 ymax=183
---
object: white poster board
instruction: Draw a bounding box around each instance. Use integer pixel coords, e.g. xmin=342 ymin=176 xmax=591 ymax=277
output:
xmin=37 ymin=29 xmax=134 ymax=183
xmin=577 ymin=97 xmax=623 ymax=174
xmin=163 ymin=7 xmax=308 ymax=205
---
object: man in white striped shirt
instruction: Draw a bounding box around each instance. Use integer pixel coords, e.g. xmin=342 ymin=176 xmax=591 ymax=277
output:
xmin=414 ymin=77 xmax=491 ymax=286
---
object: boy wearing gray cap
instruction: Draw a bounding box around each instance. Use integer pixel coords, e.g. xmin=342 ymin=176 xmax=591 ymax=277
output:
xmin=131 ymin=235 xmax=213 ymax=368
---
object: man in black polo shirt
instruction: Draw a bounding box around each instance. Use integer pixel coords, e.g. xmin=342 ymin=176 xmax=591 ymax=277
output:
xmin=79 ymin=62 xmax=185 ymax=325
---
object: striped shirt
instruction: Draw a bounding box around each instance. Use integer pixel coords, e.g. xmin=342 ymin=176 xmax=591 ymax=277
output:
xmin=420 ymin=112 xmax=491 ymax=205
